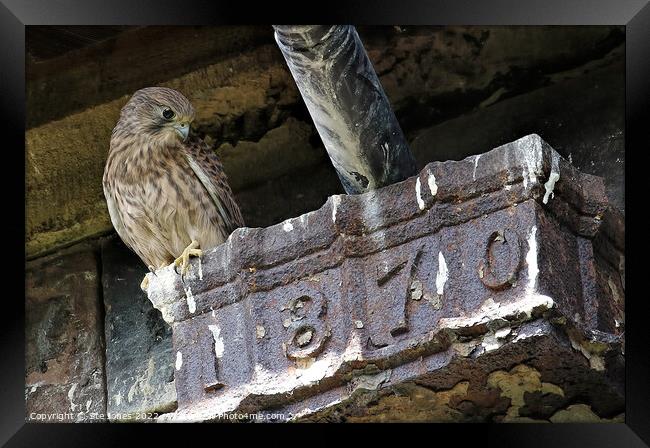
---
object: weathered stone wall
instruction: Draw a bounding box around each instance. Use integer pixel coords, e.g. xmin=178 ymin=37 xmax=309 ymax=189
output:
xmin=101 ymin=237 xmax=177 ymax=419
xmin=25 ymin=243 xmax=106 ymax=422
xmin=25 ymin=26 xmax=625 ymax=422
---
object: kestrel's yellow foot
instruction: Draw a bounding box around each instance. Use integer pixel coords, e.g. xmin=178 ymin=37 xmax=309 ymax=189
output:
xmin=174 ymin=240 xmax=203 ymax=277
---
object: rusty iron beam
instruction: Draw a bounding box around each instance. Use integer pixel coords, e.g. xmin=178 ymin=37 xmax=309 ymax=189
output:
xmin=147 ymin=134 xmax=624 ymax=422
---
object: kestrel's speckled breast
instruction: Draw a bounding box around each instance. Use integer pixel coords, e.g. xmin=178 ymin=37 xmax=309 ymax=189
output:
xmin=108 ymin=143 xmax=228 ymax=269
xmin=154 ymin=148 xmax=228 ymax=255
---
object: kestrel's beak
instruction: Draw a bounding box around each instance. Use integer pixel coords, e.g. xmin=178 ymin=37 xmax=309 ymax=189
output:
xmin=174 ymin=122 xmax=189 ymax=141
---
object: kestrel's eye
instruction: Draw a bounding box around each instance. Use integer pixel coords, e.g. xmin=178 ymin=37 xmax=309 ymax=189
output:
xmin=162 ymin=108 xmax=175 ymax=120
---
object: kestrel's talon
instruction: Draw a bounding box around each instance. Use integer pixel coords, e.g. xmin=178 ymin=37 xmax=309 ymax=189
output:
xmin=174 ymin=240 xmax=203 ymax=278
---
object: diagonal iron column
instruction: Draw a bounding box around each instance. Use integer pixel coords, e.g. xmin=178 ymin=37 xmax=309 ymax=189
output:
xmin=273 ymin=25 xmax=417 ymax=194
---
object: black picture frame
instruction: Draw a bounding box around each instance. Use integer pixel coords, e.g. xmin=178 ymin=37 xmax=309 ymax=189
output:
xmin=3 ymin=0 xmax=646 ymax=445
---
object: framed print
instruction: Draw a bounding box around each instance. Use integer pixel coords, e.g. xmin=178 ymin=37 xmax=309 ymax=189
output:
xmin=2 ymin=0 xmax=646 ymax=445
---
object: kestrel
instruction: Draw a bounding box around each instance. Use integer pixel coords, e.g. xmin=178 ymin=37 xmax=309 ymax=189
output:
xmin=103 ymin=87 xmax=244 ymax=289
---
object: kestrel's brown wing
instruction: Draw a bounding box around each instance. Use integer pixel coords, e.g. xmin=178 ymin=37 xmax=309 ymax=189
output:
xmin=182 ymin=137 xmax=245 ymax=235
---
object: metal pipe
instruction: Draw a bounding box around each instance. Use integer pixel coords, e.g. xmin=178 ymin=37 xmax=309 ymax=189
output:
xmin=273 ymin=25 xmax=417 ymax=194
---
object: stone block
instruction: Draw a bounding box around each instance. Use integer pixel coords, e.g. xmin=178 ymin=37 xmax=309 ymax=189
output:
xmin=101 ymin=237 xmax=176 ymax=420
xmin=147 ymin=134 xmax=624 ymax=422
xmin=25 ymin=244 xmax=107 ymax=422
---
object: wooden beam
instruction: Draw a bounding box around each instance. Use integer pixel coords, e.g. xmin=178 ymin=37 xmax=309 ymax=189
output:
xmin=27 ymin=26 xmax=274 ymax=128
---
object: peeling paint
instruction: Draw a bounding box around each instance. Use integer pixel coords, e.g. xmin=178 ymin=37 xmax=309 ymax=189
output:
xmin=520 ymin=137 xmax=542 ymax=190
xmin=340 ymin=331 xmax=364 ymax=364
xmin=525 ymin=226 xmax=539 ymax=293
xmin=452 ymin=341 xmax=477 ymax=357
xmin=283 ymin=220 xmax=294 ymax=232
xmin=410 ymin=279 xmax=423 ymax=301
xmin=256 ymin=325 xmax=266 ymax=339
xmin=428 ymin=172 xmax=438 ymax=197
xmin=185 ymin=286 xmax=196 ymax=314
xmin=415 ymin=177 xmax=425 ymax=210
xmin=481 ymin=333 xmax=503 ymax=352
xmin=67 ymin=383 xmax=78 ymax=411
xmin=331 ymin=195 xmax=341 ymax=223
xmin=425 ymin=292 xmax=442 ymax=309
xmin=542 ymin=172 xmax=560 ymax=204
xmin=440 ymin=294 xmax=554 ymax=331
xmin=436 ymin=251 xmax=448 ymax=296
xmin=208 ymin=324 xmax=225 ymax=358
xmin=175 ymin=351 xmax=183 ymax=370
xmin=543 ymin=151 xmax=561 ymax=204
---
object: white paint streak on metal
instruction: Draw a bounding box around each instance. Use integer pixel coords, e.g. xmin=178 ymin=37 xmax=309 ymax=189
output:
xmin=208 ymin=324 xmax=225 ymax=358
xmin=436 ymin=251 xmax=448 ymax=295
xmin=526 ymin=226 xmax=539 ymax=293
xmin=332 ymin=195 xmax=341 ymax=223
xmin=543 ymin=152 xmax=561 ymax=204
xmin=428 ymin=172 xmax=438 ymax=197
xmin=67 ymin=383 xmax=78 ymax=411
xmin=185 ymin=286 xmax=196 ymax=314
xmin=415 ymin=177 xmax=425 ymax=210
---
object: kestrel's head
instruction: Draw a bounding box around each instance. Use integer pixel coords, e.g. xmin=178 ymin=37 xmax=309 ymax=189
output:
xmin=118 ymin=87 xmax=196 ymax=145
